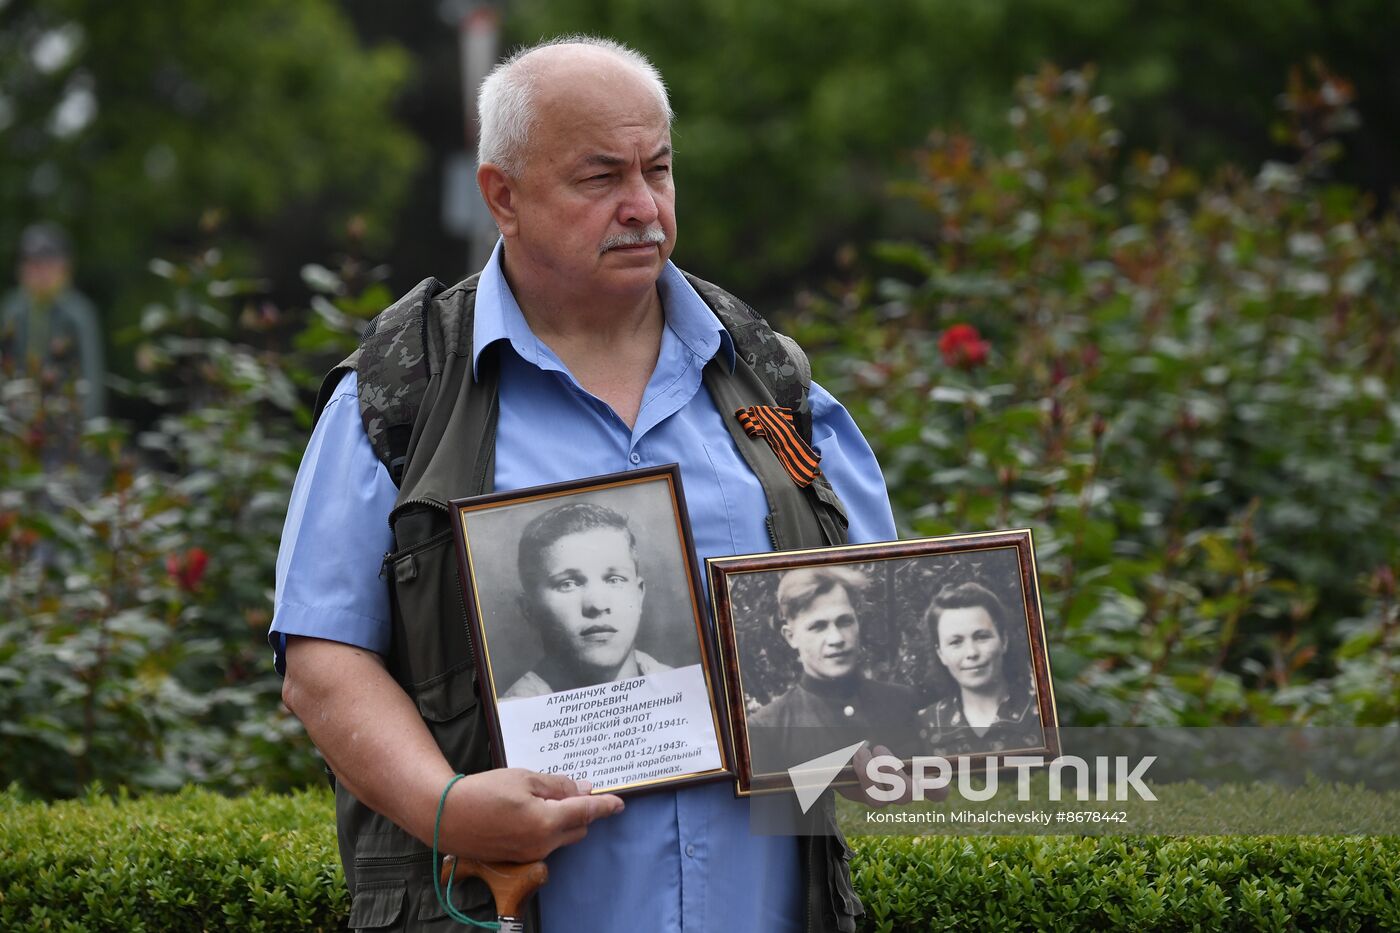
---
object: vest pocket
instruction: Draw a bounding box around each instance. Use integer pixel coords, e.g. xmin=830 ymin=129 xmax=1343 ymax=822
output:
xmin=414 ymin=873 xmax=494 ymax=925
xmin=412 ymin=662 xmax=478 ymax=723
xmin=348 ymin=880 xmax=407 ymax=930
xmin=386 ymin=506 xmax=492 ymax=774
xmin=387 ymin=507 xmax=475 ymax=690
xmin=348 ymin=851 xmax=494 ymax=931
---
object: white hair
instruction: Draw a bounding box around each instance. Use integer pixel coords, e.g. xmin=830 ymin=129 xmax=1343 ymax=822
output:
xmin=476 ymin=35 xmax=673 ymax=177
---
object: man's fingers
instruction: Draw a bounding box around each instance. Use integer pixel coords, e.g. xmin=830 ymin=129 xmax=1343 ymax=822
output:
xmin=541 ymin=791 xmax=624 ymax=834
xmin=521 ymin=770 xmax=624 ymax=856
xmin=527 ymin=770 xmax=587 ymax=801
xmin=526 ymin=771 xmax=623 ymax=818
xmin=842 ymin=743 xmax=928 ymax=806
xmin=835 ymin=782 xmax=869 ymax=803
xmin=839 ymin=743 xmax=881 ymax=804
xmin=586 ymin=792 xmax=625 ymax=822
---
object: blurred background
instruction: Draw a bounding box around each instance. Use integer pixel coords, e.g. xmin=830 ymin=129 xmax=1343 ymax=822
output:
xmin=1 ymin=0 xmax=1396 ymax=798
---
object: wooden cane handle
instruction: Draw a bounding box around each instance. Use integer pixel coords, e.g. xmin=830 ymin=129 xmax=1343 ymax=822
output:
xmin=440 ymin=856 xmax=549 ymax=918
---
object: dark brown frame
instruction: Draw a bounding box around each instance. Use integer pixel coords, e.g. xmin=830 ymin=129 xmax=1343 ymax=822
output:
xmin=707 ymin=529 xmax=1060 ymax=796
xmin=450 ymin=464 xmax=733 ymax=796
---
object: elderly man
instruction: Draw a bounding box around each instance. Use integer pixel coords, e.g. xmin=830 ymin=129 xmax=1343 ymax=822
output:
xmin=749 ymin=567 xmax=919 ymax=776
xmin=272 ymin=36 xmax=895 ymax=933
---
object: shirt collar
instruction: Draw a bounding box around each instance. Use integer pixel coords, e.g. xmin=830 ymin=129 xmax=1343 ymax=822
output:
xmin=472 ymin=239 xmax=736 ymax=378
xmin=942 ymin=683 xmax=1032 ymax=726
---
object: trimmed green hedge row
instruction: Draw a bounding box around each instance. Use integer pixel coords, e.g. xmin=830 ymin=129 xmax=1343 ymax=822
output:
xmin=856 ymin=835 xmax=1400 ymax=932
xmin=3 ymin=787 xmax=1399 ymax=931
xmin=0 ymin=787 xmax=346 ymax=932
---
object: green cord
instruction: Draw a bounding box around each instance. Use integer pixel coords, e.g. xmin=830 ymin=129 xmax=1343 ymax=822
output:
xmin=433 ymin=773 xmax=501 ymax=930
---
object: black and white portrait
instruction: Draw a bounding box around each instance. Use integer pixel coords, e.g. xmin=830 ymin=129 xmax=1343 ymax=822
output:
xmin=452 ymin=467 xmax=729 ymax=795
xmin=462 ymin=478 xmax=702 ymax=697
xmin=913 ymin=569 xmax=1044 ymax=757
xmin=709 ymin=531 xmax=1056 ymax=792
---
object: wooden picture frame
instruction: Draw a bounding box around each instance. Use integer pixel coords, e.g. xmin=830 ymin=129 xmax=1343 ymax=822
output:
xmin=707 ymin=530 xmax=1060 ymax=795
xmin=451 ymin=465 xmax=732 ymax=796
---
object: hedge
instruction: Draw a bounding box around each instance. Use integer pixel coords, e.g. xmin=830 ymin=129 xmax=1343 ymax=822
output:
xmin=0 ymin=786 xmax=346 ymax=932
xmin=3 ymin=787 xmax=1399 ymax=931
xmin=855 ymin=835 xmax=1400 ymax=932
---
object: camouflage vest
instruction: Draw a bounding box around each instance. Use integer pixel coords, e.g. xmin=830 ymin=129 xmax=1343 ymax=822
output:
xmin=315 ymin=272 xmax=859 ymax=933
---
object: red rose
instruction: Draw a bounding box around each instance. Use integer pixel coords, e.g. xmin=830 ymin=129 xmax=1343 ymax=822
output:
xmin=1375 ymin=565 xmax=1396 ymax=598
xmin=167 ymin=547 xmax=210 ymax=592
xmin=938 ymin=323 xmax=990 ymax=369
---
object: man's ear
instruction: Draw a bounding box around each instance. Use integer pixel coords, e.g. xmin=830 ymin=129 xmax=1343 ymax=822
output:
xmin=477 ymin=162 xmax=520 ymax=237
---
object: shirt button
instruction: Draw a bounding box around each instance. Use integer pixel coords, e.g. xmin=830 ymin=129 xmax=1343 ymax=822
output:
xmin=685 ymin=844 xmax=696 ymax=858
xmin=629 ymin=452 xmax=641 ymax=464
xmin=843 ymin=705 xmax=855 ymax=718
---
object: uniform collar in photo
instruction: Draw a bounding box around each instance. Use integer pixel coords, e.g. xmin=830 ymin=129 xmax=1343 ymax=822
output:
xmin=798 ymin=672 xmax=865 ymax=701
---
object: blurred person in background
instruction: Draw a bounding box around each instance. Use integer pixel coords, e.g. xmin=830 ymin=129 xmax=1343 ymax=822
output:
xmin=1 ymin=223 xmax=106 ymax=421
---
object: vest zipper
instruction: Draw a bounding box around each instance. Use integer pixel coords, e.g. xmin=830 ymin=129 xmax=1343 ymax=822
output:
xmin=387 ymin=496 xmax=452 ymax=529
xmin=354 ymin=850 xmax=435 ymax=868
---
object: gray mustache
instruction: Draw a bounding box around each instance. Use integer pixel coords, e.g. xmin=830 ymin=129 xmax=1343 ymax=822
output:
xmin=599 ymin=228 xmax=666 ymax=253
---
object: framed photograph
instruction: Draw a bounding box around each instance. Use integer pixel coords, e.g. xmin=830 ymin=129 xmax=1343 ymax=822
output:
xmin=707 ymin=530 xmax=1059 ymax=795
xmin=451 ymin=465 xmax=732 ymax=795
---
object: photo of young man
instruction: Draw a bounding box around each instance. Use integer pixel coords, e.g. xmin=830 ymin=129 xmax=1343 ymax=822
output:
xmin=502 ymin=501 xmax=672 ymax=698
xmin=747 ymin=566 xmax=918 ymax=774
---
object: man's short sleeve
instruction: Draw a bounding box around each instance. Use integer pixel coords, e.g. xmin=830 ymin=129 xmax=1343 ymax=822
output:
xmin=808 ymin=380 xmax=898 ymax=545
xmin=269 ymin=370 xmax=397 ymax=674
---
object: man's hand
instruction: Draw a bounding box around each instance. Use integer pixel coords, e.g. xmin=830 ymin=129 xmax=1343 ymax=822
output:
xmin=836 ymin=744 xmax=946 ymax=807
xmin=440 ymin=771 xmax=623 ymax=863
xmin=282 ymin=636 xmax=623 ymax=863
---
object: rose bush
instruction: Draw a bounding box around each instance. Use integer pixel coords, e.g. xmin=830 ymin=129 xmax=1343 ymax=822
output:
xmin=792 ymin=64 xmax=1399 ymax=726
xmin=0 ymin=246 xmax=380 ymax=796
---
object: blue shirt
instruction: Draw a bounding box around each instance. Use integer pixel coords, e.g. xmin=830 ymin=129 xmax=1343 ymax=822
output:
xmin=271 ymin=242 xmax=896 ymax=933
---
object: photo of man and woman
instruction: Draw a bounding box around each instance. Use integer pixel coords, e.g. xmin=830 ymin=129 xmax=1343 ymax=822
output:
xmin=709 ymin=531 xmax=1055 ymax=791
